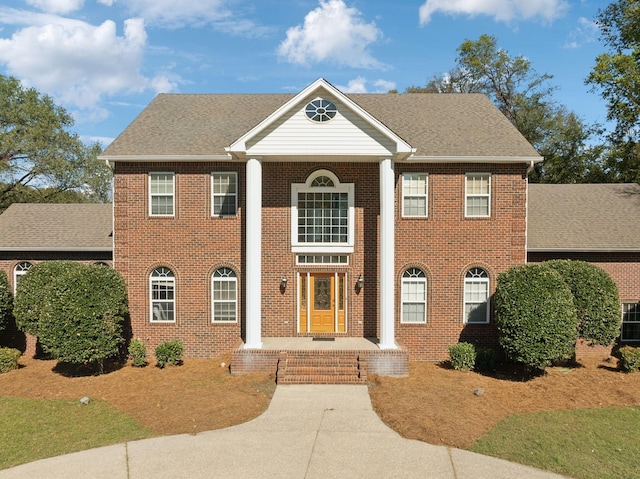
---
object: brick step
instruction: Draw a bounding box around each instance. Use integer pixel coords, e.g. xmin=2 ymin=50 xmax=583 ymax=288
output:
xmin=285 ymin=358 xmax=359 ymax=367
xmin=276 ymin=351 xmax=367 ymax=385
xmin=277 ymin=374 xmax=367 ymax=385
xmin=283 ymin=366 xmax=361 ymax=376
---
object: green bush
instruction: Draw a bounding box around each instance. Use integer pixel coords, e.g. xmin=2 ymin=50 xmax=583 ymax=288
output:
xmin=448 ymin=342 xmax=476 ymax=370
xmin=0 ymin=271 xmax=12 ymax=334
xmin=33 ymin=263 xmax=128 ymax=369
xmin=0 ymin=347 xmax=21 ymax=373
xmin=545 ymin=260 xmax=620 ymax=346
xmin=475 ymin=347 xmax=496 ymax=371
xmin=128 ymin=339 xmax=147 ymax=367
xmin=495 ymin=264 xmax=578 ymax=370
xmin=13 ymin=261 xmax=79 ymax=336
xmin=618 ymin=346 xmax=640 ymax=372
xmin=155 ymin=340 xmax=184 ymax=368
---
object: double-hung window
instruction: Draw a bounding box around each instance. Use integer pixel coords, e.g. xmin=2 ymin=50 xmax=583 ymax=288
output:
xmin=402 ymin=173 xmax=428 ymax=217
xmin=149 ymin=172 xmax=174 ymax=216
xmin=622 ymin=303 xmax=640 ymax=341
xmin=212 ymin=268 xmax=237 ymax=322
xmin=464 ymin=268 xmax=489 ymax=323
xmin=465 ymin=173 xmax=491 ymax=217
xmin=212 ymin=172 xmax=237 ymax=216
xmin=401 ymin=268 xmax=427 ymax=323
xmin=150 ymin=267 xmax=175 ymax=322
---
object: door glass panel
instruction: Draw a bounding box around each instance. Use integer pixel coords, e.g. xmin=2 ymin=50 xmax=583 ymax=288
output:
xmin=314 ymin=277 xmax=331 ymax=310
xmin=301 ymin=276 xmax=307 ymax=310
xmin=338 ymin=275 xmax=344 ymax=310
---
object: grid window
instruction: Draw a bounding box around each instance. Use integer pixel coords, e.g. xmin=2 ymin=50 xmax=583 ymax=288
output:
xmin=149 ymin=173 xmax=174 ymax=216
xmin=622 ymin=303 xmax=640 ymax=341
xmin=212 ymin=172 xmax=237 ymax=216
xmin=465 ymin=173 xmax=491 ymax=217
xmin=464 ymin=268 xmax=489 ymax=323
xmin=213 ymin=268 xmax=237 ymax=322
xmin=402 ymin=173 xmax=428 ymax=217
xmin=401 ymin=268 xmax=427 ymax=324
xmin=150 ymin=267 xmax=175 ymax=322
xmin=297 ymin=192 xmax=349 ymax=244
xmin=13 ymin=261 xmax=33 ymax=294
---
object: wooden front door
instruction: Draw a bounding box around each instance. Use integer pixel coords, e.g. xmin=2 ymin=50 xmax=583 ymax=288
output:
xmin=299 ymin=272 xmax=346 ymax=333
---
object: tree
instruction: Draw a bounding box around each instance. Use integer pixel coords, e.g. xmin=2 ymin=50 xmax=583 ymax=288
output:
xmin=407 ymin=35 xmax=604 ymax=183
xmin=586 ymin=0 xmax=640 ymax=182
xmin=0 ymin=75 xmax=112 ymax=212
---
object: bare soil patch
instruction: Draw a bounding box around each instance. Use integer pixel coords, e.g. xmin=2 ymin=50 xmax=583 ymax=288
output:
xmin=369 ymin=356 xmax=640 ymax=449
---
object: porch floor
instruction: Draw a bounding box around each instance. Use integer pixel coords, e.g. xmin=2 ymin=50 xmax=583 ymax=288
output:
xmin=257 ymin=337 xmax=381 ymax=351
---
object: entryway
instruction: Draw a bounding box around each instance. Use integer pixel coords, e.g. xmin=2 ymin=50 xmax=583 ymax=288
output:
xmin=298 ymin=272 xmax=346 ymax=333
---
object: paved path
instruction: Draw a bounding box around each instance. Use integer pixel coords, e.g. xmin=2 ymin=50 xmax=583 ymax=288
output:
xmin=0 ymin=385 xmax=566 ymax=478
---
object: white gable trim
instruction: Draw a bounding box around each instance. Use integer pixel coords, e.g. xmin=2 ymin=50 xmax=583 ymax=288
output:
xmin=226 ymin=78 xmax=415 ymax=160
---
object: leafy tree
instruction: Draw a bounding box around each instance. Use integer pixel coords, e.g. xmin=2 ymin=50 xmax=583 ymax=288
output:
xmin=0 ymin=74 xmax=112 ymax=212
xmin=586 ymin=0 xmax=640 ymax=182
xmin=0 ymin=270 xmax=12 ymax=334
xmin=406 ymin=35 xmax=604 ymax=183
xmin=495 ymin=264 xmax=578 ymax=370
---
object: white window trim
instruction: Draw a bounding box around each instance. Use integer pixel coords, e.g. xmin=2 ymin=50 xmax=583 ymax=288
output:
xmin=149 ymin=172 xmax=175 ymax=217
xmin=621 ymin=302 xmax=640 ymax=342
xmin=13 ymin=261 xmax=33 ymax=295
xmin=291 ymin=170 xmax=355 ymax=253
xmin=150 ymin=267 xmax=176 ymax=323
xmin=212 ymin=268 xmax=238 ymax=323
xmin=402 ymin=173 xmax=428 ymax=218
xmin=211 ymin=172 xmax=238 ymax=217
xmin=465 ymin=173 xmax=491 ymax=218
xmin=401 ymin=268 xmax=427 ymax=324
xmin=463 ymin=268 xmax=490 ymax=324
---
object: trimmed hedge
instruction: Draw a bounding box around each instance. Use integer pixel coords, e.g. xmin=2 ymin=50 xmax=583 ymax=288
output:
xmin=0 ymin=347 xmax=21 ymax=373
xmin=495 ymin=264 xmax=578 ymax=370
xmin=0 ymin=271 xmax=12 ymax=333
xmin=448 ymin=342 xmax=476 ymax=370
xmin=545 ymin=260 xmax=620 ymax=346
xmin=128 ymin=338 xmax=147 ymax=367
xmin=618 ymin=346 xmax=640 ymax=372
xmin=155 ymin=340 xmax=184 ymax=368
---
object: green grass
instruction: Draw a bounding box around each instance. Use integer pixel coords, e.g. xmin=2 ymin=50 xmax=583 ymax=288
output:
xmin=0 ymin=396 xmax=154 ymax=470
xmin=469 ymin=406 xmax=640 ymax=479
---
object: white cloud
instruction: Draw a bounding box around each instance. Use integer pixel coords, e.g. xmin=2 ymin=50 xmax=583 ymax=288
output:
xmin=108 ymin=0 xmax=230 ymax=29
xmin=278 ymin=0 xmax=384 ymax=69
xmin=564 ymin=16 xmax=598 ymax=49
xmin=26 ymin=0 xmax=84 ymax=14
xmin=419 ymin=0 xmax=570 ymax=25
xmin=0 ymin=10 xmax=177 ymax=111
xmin=337 ymin=77 xmax=396 ymax=93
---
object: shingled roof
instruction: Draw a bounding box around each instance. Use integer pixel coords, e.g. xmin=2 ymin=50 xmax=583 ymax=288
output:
xmin=528 ymin=183 xmax=640 ymax=252
xmin=101 ymin=92 xmax=540 ymax=159
xmin=0 ymin=203 xmax=112 ymax=251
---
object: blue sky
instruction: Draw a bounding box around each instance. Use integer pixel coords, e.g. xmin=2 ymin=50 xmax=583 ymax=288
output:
xmin=0 ymin=0 xmax=609 ymax=147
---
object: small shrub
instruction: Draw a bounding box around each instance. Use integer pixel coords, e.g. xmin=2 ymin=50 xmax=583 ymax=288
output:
xmin=0 ymin=347 xmax=21 ymax=373
xmin=618 ymin=346 xmax=640 ymax=372
xmin=475 ymin=347 xmax=496 ymax=371
xmin=128 ymin=339 xmax=147 ymax=367
xmin=448 ymin=342 xmax=476 ymax=370
xmin=155 ymin=340 xmax=184 ymax=368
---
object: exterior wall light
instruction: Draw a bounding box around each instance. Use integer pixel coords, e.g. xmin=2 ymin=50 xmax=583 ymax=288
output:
xmin=356 ymin=274 xmax=364 ymax=291
xmin=280 ymin=276 xmax=288 ymax=293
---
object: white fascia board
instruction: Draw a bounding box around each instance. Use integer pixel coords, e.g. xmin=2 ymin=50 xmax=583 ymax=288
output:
xmin=405 ymin=156 xmax=543 ymax=164
xmin=0 ymin=247 xmax=113 ymax=252
xmin=528 ymin=247 xmax=640 ymax=253
xmin=99 ymin=155 xmax=232 ymax=163
xmin=226 ymin=78 xmax=415 ymax=157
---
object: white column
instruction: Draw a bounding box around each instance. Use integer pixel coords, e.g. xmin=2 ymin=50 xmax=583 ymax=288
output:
xmin=379 ymin=158 xmax=397 ymax=350
xmin=244 ymin=158 xmax=262 ymax=349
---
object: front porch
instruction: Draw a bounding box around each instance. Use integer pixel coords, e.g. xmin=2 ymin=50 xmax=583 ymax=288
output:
xmin=230 ymin=337 xmax=409 ymax=383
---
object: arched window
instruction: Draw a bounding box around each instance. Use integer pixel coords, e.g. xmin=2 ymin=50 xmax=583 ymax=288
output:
xmin=212 ymin=268 xmax=237 ymax=322
xmin=464 ymin=268 xmax=489 ymax=323
xmin=13 ymin=261 xmax=33 ymax=294
xmin=150 ymin=267 xmax=175 ymax=322
xmin=401 ymin=268 xmax=427 ymax=324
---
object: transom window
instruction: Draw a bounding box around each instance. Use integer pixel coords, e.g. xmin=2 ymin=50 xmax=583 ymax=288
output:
xmin=305 ymin=99 xmax=337 ymax=123
xmin=464 ymin=267 xmax=489 ymax=323
xmin=149 ymin=172 xmax=174 ymax=216
xmin=402 ymin=173 xmax=428 ymax=217
xmin=465 ymin=173 xmax=491 ymax=217
xmin=13 ymin=261 xmax=32 ymax=294
xmin=291 ymin=170 xmax=354 ymax=253
xmin=212 ymin=268 xmax=237 ymax=322
xmin=150 ymin=267 xmax=175 ymax=322
xmin=211 ymin=172 xmax=237 ymax=216
xmin=622 ymin=303 xmax=640 ymax=341
xmin=401 ymin=268 xmax=427 ymax=324
xmin=297 ymin=255 xmax=349 ymax=265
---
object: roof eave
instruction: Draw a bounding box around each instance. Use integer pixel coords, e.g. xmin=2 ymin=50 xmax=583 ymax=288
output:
xmin=528 ymin=247 xmax=640 ymax=253
xmin=406 ymin=156 xmax=543 ymax=163
xmin=99 ymin=154 xmax=233 ymax=163
xmin=0 ymin=247 xmax=113 ymax=252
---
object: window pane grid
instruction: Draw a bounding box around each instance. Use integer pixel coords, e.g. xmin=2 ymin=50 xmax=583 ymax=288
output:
xmin=150 ymin=173 xmax=174 ymax=216
xmin=297 ymin=192 xmax=348 ymax=243
xmin=464 ymin=268 xmax=489 ymax=323
xmin=213 ymin=268 xmax=237 ymax=323
xmin=150 ymin=267 xmax=175 ymax=322
xmin=465 ymin=173 xmax=490 ymax=217
xmin=622 ymin=303 xmax=640 ymax=341
xmin=401 ymin=268 xmax=427 ymax=324
xmin=403 ymin=173 xmax=428 ymax=217
xmin=212 ymin=173 xmax=237 ymax=216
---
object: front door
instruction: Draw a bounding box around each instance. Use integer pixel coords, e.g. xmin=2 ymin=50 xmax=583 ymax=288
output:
xmin=299 ymin=272 xmax=346 ymax=333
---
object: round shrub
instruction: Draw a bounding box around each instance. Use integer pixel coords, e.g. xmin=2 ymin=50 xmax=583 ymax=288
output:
xmin=0 ymin=270 xmax=12 ymax=334
xmin=36 ymin=263 xmax=128 ymax=368
xmin=0 ymin=347 xmax=21 ymax=373
xmin=618 ymin=346 xmax=640 ymax=373
xmin=155 ymin=340 xmax=184 ymax=368
xmin=128 ymin=338 xmax=147 ymax=367
xmin=544 ymin=260 xmax=620 ymax=346
xmin=495 ymin=264 xmax=578 ymax=370
xmin=448 ymin=342 xmax=476 ymax=370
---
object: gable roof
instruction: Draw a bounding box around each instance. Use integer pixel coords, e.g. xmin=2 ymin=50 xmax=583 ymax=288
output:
xmin=0 ymin=203 xmax=113 ymax=252
xmin=528 ymin=183 xmax=640 ymax=252
xmin=101 ymin=87 xmax=540 ymax=162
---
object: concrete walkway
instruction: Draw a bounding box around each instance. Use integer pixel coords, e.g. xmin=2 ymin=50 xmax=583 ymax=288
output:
xmin=0 ymin=385 xmax=566 ymax=478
